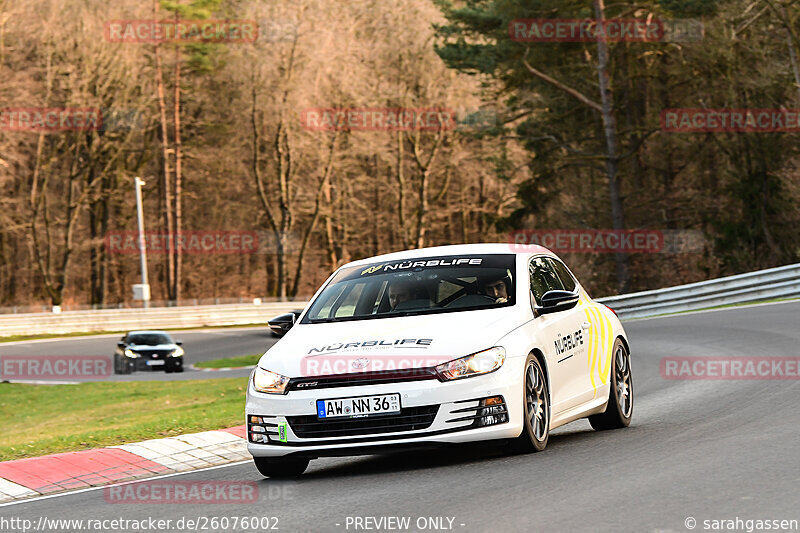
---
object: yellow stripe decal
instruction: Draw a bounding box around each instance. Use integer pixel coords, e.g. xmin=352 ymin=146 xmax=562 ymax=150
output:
xmin=598 ymin=312 xmax=612 ymax=385
xmin=594 ymin=307 xmax=605 ymax=388
xmin=607 ymin=312 xmax=615 ymax=382
xmin=585 ymin=307 xmax=598 ymax=392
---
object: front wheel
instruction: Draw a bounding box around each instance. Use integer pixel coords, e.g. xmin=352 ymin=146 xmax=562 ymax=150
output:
xmin=509 ymin=355 xmax=550 ymax=453
xmin=114 ymin=355 xmax=132 ymax=374
xmin=253 ymin=457 xmax=309 ymax=478
xmin=589 ymin=339 xmax=633 ymax=430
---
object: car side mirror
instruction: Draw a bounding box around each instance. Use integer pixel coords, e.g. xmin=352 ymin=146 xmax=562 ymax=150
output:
xmin=117 ymin=341 xmax=125 ymax=348
xmin=538 ymin=290 xmax=579 ymax=315
xmin=175 ymin=340 xmax=183 ymax=346
xmin=268 ymin=312 xmax=297 ymax=336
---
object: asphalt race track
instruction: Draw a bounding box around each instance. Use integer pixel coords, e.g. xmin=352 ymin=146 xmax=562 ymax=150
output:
xmin=2 ymin=301 xmax=800 ymax=532
xmin=0 ymin=327 xmax=278 ymax=382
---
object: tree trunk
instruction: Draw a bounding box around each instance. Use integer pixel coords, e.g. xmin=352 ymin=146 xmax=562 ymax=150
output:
xmin=154 ymin=0 xmax=173 ymax=301
xmin=594 ymin=0 xmax=629 ymax=293
xmin=396 ymin=131 xmax=409 ymax=248
xmin=411 ymin=130 xmax=443 ymax=249
xmin=172 ymin=16 xmax=183 ymax=301
xmin=291 ymin=132 xmax=339 ymax=297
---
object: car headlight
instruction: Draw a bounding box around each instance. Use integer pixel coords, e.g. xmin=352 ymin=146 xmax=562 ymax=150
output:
xmin=169 ymin=347 xmax=184 ymax=357
xmin=252 ymin=367 xmax=290 ymax=394
xmin=435 ymin=347 xmax=506 ymax=381
xmin=124 ymin=348 xmax=139 ymax=358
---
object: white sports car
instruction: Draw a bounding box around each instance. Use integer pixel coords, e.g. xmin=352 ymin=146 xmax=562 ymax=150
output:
xmin=246 ymin=243 xmax=633 ymax=477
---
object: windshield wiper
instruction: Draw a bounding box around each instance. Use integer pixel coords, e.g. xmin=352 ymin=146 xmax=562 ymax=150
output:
xmin=308 ymin=317 xmax=339 ymax=323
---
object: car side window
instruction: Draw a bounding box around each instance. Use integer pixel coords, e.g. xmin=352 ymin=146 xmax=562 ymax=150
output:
xmin=333 ymin=283 xmax=366 ymax=318
xmin=529 ymin=257 xmax=564 ymax=305
xmin=548 ymin=258 xmax=577 ymax=293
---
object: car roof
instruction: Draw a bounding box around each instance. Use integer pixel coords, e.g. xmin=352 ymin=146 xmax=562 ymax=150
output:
xmin=341 ymin=242 xmax=554 ymax=268
xmin=126 ymin=330 xmax=172 ymax=336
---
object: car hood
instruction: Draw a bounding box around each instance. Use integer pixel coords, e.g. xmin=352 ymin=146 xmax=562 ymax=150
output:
xmin=128 ymin=344 xmax=177 ymax=351
xmin=258 ymin=307 xmax=520 ymax=377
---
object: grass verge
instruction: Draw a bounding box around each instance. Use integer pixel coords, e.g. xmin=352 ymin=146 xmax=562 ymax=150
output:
xmin=0 ymin=377 xmax=247 ymax=461
xmin=194 ymin=354 xmax=261 ymax=369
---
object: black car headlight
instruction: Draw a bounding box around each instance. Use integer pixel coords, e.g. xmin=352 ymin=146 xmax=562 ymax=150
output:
xmin=435 ymin=347 xmax=506 ymax=381
xmin=168 ymin=346 xmax=184 ymax=358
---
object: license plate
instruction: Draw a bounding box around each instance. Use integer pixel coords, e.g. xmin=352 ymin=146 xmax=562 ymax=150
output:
xmin=316 ymin=394 xmax=401 ymax=419
xmin=146 ymin=360 xmax=165 ymax=366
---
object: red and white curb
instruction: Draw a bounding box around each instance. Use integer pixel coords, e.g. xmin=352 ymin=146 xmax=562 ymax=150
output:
xmin=0 ymin=425 xmax=248 ymax=503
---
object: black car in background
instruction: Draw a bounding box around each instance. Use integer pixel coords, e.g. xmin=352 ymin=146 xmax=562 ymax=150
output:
xmin=114 ymin=330 xmax=184 ymax=374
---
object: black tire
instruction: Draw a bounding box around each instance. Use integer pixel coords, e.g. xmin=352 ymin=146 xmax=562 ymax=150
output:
xmin=114 ymin=355 xmax=132 ymax=375
xmin=253 ymin=457 xmax=309 ymax=478
xmin=589 ymin=338 xmax=633 ymax=431
xmin=509 ymin=354 xmax=550 ymax=453
xmin=165 ymin=366 xmax=173 ymax=374
xmin=166 ymin=359 xmax=184 ymax=373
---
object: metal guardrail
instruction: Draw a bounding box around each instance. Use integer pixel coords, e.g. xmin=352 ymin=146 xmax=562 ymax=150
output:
xmin=597 ymin=263 xmax=800 ymax=319
xmin=1 ymin=263 xmax=798 ymax=336
xmin=0 ymin=302 xmax=303 ymax=337
xmin=0 ymin=296 xmax=296 ymax=315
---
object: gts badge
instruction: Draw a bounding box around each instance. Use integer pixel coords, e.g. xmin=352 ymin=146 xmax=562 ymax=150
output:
xmin=554 ymin=330 xmax=584 ymax=355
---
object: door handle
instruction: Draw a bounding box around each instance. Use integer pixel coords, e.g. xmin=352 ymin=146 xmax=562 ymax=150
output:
xmin=581 ymin=321 xmax=592 ymax=330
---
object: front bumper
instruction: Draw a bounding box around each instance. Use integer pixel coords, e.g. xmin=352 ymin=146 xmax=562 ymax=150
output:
xmin=131 ymin=356 xmax=183 ymax=371
xmin=245 ymin=357 xmax=525 ymax=458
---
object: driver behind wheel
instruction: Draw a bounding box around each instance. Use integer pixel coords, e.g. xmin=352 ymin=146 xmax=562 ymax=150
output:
xmin=388 ymin=281 xmax=413 ymax=310
xmin=480 ymin=277 xmax=509 ymax=303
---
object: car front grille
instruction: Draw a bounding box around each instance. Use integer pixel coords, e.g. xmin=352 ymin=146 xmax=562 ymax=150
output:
xmin=287 ymin=368 xmax=439 ymax=391
xmin=286 ymin=405 xmax=439 ymax=439
xmin=136 ymin=350 xmax=170 ymax=359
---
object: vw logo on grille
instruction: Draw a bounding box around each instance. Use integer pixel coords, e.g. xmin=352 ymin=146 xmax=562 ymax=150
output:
xmin=351 ymin=358 xmax=370 ymax=370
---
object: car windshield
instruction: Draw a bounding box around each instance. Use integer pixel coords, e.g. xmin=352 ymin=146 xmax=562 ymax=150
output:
xmin=302 ymin=254 xmax=515 ymax=323
xmin=127 ymin=333 xmax=173 ymax=345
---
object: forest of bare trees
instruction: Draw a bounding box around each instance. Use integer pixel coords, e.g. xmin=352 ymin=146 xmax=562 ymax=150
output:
xmin=1 ymin=0 xmax=799 ymax=309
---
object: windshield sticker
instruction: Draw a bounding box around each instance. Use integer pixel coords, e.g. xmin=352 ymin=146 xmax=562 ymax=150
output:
xmin=359 ymin=257 xmax=483 ymax=276
xmin=360 ymin=264 xmax=385 ymax=275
